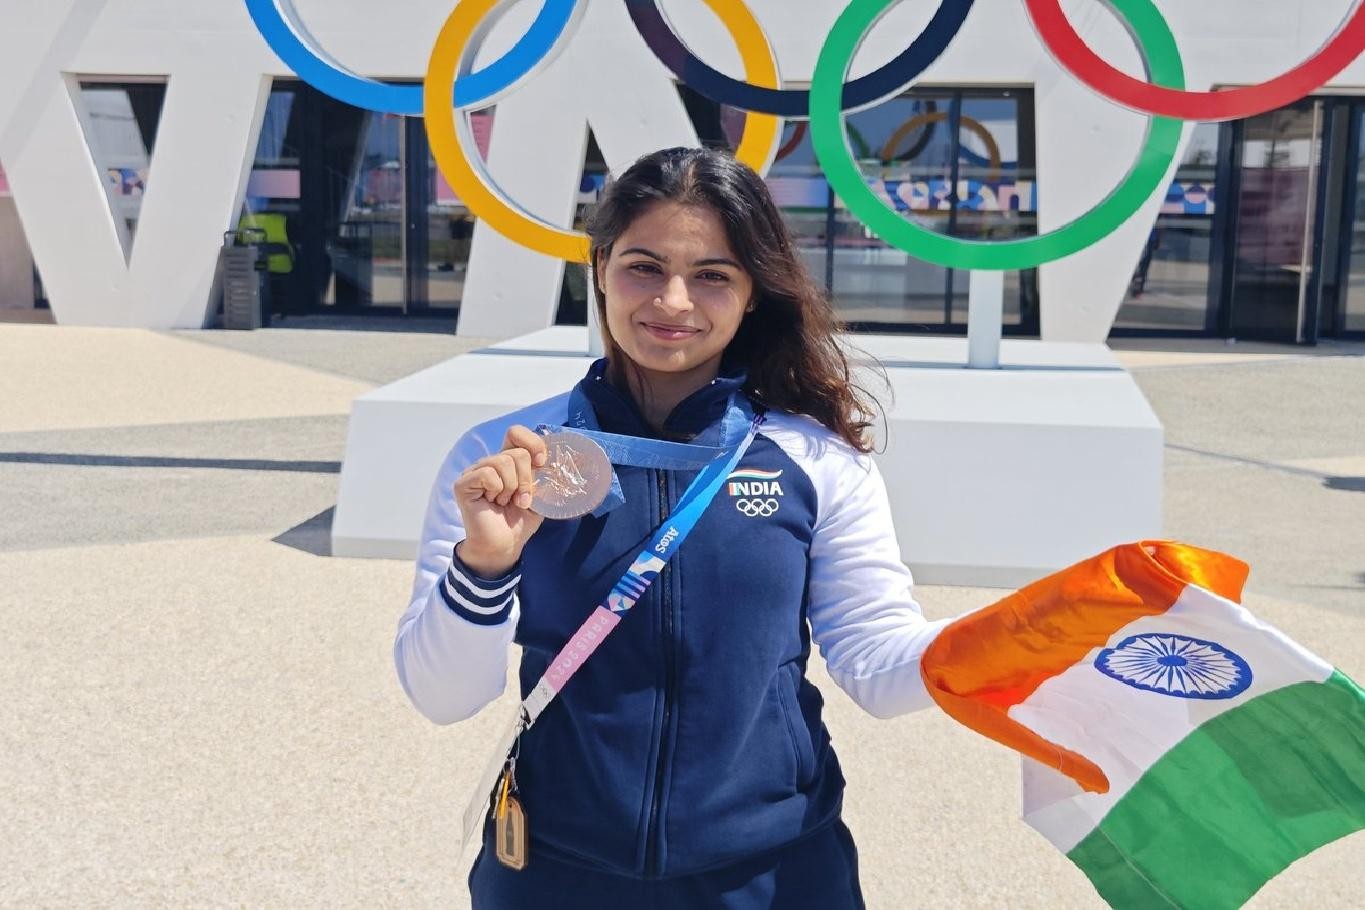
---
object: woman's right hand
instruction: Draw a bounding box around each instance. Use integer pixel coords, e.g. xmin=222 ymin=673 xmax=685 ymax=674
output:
xmin=452 ymin=425 xmax=549 ymax=578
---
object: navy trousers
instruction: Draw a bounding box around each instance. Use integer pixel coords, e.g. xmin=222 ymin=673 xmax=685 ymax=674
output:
xmin=469 ymin=817 xmax=866 ymax=909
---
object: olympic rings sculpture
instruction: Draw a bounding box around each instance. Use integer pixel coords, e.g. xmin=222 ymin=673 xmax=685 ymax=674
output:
xmin=247 ymin=0 xmax=1365 ymax=270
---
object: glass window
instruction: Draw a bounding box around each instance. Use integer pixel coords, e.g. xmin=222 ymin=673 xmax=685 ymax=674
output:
xmin=1341 ymin=108 xmax=1365 ymax=333
xmin=421 ymin=111 xmax=493 ymax=314
xmin=244 ymin=91 xmax=300 ymax=208
xmin=555 ymin=128 xmax=614 ymax=325
xmin=722 ymin=87 xmax=1038 ymax=333
xmin=582 ymin=85 xmax=1037 ymax=335
xmin=76 ymin=81 xmax=167 ymax=251
xmin=322 ymin=110 xmax=405 ymax=309
xmin=947 ymin=93 xmax=1037 ymax=327
xmin=1113 ymin=123 xmax=1220 ymax=332
xmin=245 ymin=81 xmax=412 ymax=314
xmin=1226 ymin=105 xmax=1322 ymax=342
xmin=245 ymin=81 xmax=495 ymax=317
xmin=243 ymin=86 xmax=310 ymax=317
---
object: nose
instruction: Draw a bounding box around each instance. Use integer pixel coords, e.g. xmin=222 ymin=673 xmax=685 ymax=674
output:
xmin=656 ymin=274 xmax=691 ymax=315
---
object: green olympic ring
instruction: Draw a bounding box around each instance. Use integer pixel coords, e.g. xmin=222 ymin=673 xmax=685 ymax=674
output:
xmin=810 ymin=0 xmax=1185 ymax=271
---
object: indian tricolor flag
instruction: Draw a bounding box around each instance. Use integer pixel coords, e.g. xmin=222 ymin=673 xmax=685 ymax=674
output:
xmin=921 ymin=541 xmax=1365 ymax=909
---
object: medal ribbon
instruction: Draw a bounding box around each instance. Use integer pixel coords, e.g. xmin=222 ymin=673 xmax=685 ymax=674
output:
xmin=553 ymin=370 xmax=756 ymax=516
xmin=534 ymin=424 xmax=732 ymax=471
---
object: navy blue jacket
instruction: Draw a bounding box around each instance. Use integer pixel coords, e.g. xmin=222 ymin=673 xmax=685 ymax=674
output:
xmin=396 ymin=361 xmax=945 ymax=879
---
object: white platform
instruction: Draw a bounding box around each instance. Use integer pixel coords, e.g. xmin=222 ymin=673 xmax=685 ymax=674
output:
xmin=332 ymin=327 xmax=1163 ymax=588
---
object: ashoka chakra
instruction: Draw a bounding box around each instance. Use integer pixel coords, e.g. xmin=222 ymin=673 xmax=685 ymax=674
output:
xmin=1095 ymin=633 xmax=1253 ymax=700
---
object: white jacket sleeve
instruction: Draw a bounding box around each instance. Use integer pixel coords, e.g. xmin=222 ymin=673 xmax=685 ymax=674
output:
xmin=393 ymin=431 xmax=521 ymax=725
xmin=807 ymin=450 xmax=951 ymax=719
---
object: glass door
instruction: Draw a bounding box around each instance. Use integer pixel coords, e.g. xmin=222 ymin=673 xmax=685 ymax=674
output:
xmin=402 ymin=110 xmax=494 ymax=317
xmin=1114 ymin=123 xmax=1221 ymax=334
xmin=247 ymin=83 xmax=407 ymax=315
xmin=1336 ymin=106 xmax=1365 ymax=335
xmin=1225 ymin=102 xmax=1323 ymax=342
xmin=322 ymin=110 xmax=405 ymax=310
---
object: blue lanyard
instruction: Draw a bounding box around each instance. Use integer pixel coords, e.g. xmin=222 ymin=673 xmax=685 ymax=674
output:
xmin=522 ymin=403 xmax=763 ymax=720
xmin=469 ymin=397 xmax=764 ymax=858
xmin=604 ymin=411 xmax=762 ymax=612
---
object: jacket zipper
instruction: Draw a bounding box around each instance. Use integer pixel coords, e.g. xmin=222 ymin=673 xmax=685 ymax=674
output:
xmin=644 ymin=467 xmax=674 ymax=878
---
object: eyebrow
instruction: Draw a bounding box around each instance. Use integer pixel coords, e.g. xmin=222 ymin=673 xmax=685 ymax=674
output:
xmin=618 ymin=246 xmax=742 ymax=270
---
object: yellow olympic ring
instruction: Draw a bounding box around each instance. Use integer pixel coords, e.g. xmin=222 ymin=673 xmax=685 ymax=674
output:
xmin=424 ymin=0 xmax=783 ymax=263
xmin=879 ymin=111 xmax=1003 ymax=183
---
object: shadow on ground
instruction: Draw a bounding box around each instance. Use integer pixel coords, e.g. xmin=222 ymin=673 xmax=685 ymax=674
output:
xmin=273 ymin=506 xmax=335 ymax=558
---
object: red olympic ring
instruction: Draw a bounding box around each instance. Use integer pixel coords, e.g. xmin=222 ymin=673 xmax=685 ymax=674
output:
xmin=775 ymin=122 xmax=808 ymax=163
xmin=755 ymin=121 xmax=877 ymax=164
xmin=1025 ymin=0 xmax=1365 ymax=121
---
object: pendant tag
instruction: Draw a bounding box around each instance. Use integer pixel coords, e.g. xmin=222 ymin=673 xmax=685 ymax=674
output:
xmin=494 ymin=793 xmax=528 ymax=870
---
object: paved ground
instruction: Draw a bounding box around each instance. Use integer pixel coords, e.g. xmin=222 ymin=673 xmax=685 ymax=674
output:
xmin=0 ymin=319 xmax=1362 ymax=908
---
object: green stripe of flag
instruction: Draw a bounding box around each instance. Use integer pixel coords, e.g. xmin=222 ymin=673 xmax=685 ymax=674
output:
xmin=1069 ymin=671 xmax=1365 ymax=910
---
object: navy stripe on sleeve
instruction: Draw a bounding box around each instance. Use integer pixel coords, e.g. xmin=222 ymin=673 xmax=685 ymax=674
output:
xmin=440 ymin=548 xmax=520 ymax=626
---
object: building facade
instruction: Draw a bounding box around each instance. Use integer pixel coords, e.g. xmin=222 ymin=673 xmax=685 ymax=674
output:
xmin=2 ymin=0 xmax=1363 ymax=344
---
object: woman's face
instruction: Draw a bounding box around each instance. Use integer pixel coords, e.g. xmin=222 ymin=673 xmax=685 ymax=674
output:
xmin=596 ymin=201 xmax=754 ymax=382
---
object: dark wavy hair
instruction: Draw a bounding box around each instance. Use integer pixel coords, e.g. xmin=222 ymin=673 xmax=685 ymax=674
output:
xmin=585 ymin=146 xmax=879 ymax=453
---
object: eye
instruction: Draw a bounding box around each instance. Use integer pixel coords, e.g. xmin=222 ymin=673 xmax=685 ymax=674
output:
xmin=627 ymin=261 xmax=661 ymax=276
xmin=697 ymin=270 xmax=731 ymax=283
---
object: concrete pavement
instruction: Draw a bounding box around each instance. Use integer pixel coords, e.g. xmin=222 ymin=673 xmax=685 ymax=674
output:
xmin=1 ymin=321 xmax=1361 ymax=908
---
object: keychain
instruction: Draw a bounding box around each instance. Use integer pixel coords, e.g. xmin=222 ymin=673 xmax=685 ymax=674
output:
xmin=493 ymin=737 xmax=528 ymax=870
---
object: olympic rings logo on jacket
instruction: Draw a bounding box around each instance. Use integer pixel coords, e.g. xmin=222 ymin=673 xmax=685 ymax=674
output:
xmin=246 ymin=0 xmax=1365 ymax=268
xmin=735 ymin=497 xmax=780 ymax=518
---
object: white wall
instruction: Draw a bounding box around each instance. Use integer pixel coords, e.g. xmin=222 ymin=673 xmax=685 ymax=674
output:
xmin=1 ymin=0 xmax=1362 ymax=337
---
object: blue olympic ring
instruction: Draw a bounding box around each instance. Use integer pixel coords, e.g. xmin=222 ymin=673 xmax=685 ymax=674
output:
xmin=244 ymin=0 xmax=581 ymax=116
xmin=625 ymin=0 xmax=975 ymax=118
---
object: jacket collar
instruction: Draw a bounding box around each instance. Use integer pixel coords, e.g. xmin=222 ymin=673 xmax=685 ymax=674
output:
xmin=571 ymin=357 xmax=748 ymax=442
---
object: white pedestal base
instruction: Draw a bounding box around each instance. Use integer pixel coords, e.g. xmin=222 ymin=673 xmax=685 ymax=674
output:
xmin=332 ymin=327 xmax=1162 ymax=588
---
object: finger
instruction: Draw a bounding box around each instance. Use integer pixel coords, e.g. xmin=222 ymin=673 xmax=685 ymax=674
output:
xmin=457 ymin=464 xmax=505 ymax=504
xmin=504 ymin=447 xmax=534 ymax=508
xmin=504 ymin=425 xmax=549 ymax=468
xmin=487 ymin=453 xmax=520 ymax=507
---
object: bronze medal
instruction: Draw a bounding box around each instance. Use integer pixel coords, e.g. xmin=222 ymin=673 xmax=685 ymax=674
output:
xmin=531 ymin=431 xmax=612 ymax=520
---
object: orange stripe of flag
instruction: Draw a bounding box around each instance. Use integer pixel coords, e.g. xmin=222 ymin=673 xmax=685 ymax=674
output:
xmin=920 ymin=540 xmax=1249 ymax=793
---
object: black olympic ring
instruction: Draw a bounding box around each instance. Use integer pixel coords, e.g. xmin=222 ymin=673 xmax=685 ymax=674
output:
xmin=736 ymin=498 xmax=780 ymax=517
xmin=625 ymin=0 xmax=976 ymax=118
xmin=885 ymin=99 xmax=939 ymax=163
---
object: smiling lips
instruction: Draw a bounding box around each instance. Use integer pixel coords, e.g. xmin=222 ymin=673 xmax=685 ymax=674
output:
xmin=640 ymin=321 xmax=701 ymax=341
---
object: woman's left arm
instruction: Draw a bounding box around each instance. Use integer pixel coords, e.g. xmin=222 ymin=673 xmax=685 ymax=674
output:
xmin=807 ymin=451 xmax=952 ymax=719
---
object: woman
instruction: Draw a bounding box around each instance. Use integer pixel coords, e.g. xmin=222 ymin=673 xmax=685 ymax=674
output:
xmin=394 ymin=147 xmax=948 ymax=908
